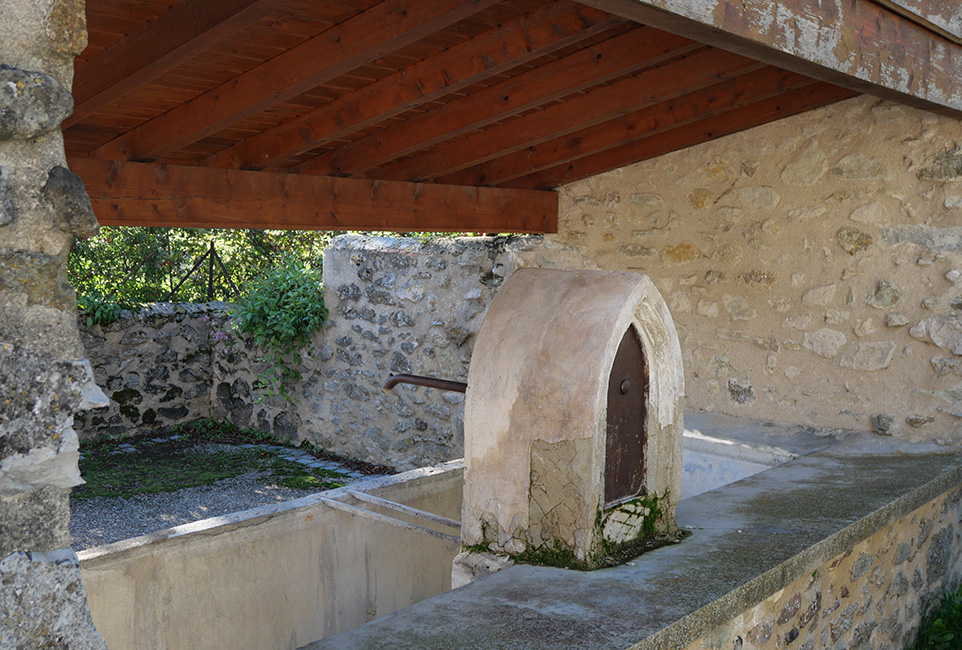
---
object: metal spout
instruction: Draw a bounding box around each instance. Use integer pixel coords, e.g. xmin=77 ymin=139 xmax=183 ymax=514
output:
xmin=383 ymin=373 xmax=467 ymax=394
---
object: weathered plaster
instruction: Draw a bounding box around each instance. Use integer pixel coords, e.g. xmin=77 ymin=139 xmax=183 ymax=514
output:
xmin=462 ymin=268 xmax=684 ymax=565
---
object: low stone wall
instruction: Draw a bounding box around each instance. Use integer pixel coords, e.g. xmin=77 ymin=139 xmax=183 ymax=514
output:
xmin=76 ymin=303 xmax=224 ymax=438
xmin=683 ymin=485 xmax=961 ymax=650
xmin=78 ymin=236 xmax=594 ymax=470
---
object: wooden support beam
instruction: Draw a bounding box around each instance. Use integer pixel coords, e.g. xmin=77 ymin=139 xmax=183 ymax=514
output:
xmin=579 ymin=0 xmax=962 ymax=117
xmin=66 ymin=0 xmax=284 ymax=128
xmin=205 ymin=2 xmax=622 ymax=170
xmin=441 ymin=66 xmax=814 ymax=187
xmin=377 ymin=46 xmax=763 ymax=182
xmin=296 ymin=26 xmax=700 ymax=176
xmin=504 ymin=81 xmax=858 ymax=190
xmin=67 ymin=158 xmax=557 ymax=233
xmin=89 ymin=0 xmax=501 ymax=162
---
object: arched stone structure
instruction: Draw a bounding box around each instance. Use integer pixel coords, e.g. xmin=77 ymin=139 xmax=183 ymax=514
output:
xmin=461 ymin=268 xmax=684 ymax=569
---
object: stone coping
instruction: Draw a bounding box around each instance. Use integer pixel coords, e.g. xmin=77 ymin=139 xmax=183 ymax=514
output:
xmin=301 ymin=439 xmax=962 ymax=650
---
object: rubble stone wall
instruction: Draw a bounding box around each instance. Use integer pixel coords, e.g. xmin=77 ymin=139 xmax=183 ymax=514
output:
xmin=79 ymin=235 xmax=594 ymax=471
xmin=76 ymin=303 xmax=221 ymax=438
xmin=552 ymin=95 xmax=962 ymax=442
xmin=682 ymin=484 xmax=962 ymax=650
xmin=0 ymin=0 xmax=108 ymax=646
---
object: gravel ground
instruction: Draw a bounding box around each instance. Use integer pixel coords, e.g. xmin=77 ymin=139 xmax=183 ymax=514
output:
xmin=69 ymin=442 xmax=386 ymax=550
xmin=69 ymin=472 xmax=333 ymax=550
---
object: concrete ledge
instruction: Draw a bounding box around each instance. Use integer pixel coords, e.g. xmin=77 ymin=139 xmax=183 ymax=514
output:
xmin=302 ymin=441 xmax=962 ymax=650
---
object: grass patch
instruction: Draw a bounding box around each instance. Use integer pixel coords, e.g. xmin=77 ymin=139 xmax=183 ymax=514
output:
xmin=74 ymin=419 xmax=392 ymax=500
xmin=908 ymin=584 xmax=962 ymax=650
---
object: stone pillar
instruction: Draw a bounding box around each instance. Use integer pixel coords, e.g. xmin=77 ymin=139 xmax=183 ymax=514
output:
xmin=0 ymin=0 xmax=109 ymax=646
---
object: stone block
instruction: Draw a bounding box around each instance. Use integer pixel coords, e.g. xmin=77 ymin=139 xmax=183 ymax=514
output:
xmin=0 ymin=487 xmax=70 ymax=556
xmin=910 ymin=316 xmax=962 ymax=355
xmin=837 ymin=226 xmax=873 ymax=255
xmin=0 ymin=550 xmax=106 ymax=649
xmin=918 ymin=145 xmax=962 ymax=181
xmin=42 ymin=165 xmax=98 ymax=238
xmin=0 ymin=343 xmax=96 ymax=456
xmin=802 ymin=284 xmax=836 ymax=307
xmin=0 ymin=64 xmax=72 ymax=141
xmin=839 ymin=342 xmax=896 ymax=371
xmin=803 ymin=329 xmax=847 ymax=359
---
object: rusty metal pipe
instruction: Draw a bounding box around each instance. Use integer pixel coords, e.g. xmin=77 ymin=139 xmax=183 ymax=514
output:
xmin=382 ymin=373 xmax=467 ymax=394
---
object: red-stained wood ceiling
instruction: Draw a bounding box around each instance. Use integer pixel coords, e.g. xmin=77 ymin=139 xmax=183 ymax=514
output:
xmin=66 ymin=0 xmax=859 ymax=233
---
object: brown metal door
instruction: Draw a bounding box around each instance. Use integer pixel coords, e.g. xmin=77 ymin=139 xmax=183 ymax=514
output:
xmin=605 ymin=326 xmax=648 ymax=504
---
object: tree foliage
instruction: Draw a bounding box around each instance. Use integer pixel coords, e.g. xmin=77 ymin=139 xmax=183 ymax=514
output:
xmin=68 ymin=226 xmax=336 ymax=305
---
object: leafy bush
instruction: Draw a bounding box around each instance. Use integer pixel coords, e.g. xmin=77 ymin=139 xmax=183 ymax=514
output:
xmin=233 ymin=258 xmax=327 ymax=353
xmin=77 ymin=291 xmax=137 ymax=327
xmin=908 ymin=584 xmax=962 ymax=650
xmin=232 ymin=258 xmax=327 ymax=400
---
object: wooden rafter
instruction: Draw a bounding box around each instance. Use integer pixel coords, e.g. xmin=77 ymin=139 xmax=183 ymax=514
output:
xmin=203 ymin=1 xmax=622 ymax=170
xmin=296 ymin=26 xmax=700 ymax=176
xmin=68 ymin=158 xmax=558 ymax=233
xmin=64 ymin=0 xmax=904 ymax=232
xmin=66 ymin=0 xmax=284 ymax=128
xmin=503 ymin=81 xmax=859 ymax=189
xmin=440 ymin=66 xmax=815 ymax=186
xmin=375 ymin=46 xmax=763 ymax=182
xmin=89 ymin=0 xmax=502 ymax=162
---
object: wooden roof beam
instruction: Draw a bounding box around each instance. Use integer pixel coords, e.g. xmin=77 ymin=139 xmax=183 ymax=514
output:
xmin=441 ymin=66 xmax=816 ymax=187
xmin=66 ymin=0 xmax=285 ymax=128
xmin=376 ymin=46 xmax=763 ymax=182
xmin=296 ymin=26 xmax=701 ymax=177
xmin=579 ymin=0 xmax=962 ymax=117
xmin=67 ymin=158 xmax=557 ymax=233
xmin=89 ymin=0 xmax=501 ymax=162
xmin=505 ymin=81 xmax=858 ymax=189
xmin=204 ymin=2 xmax=622 ymax=170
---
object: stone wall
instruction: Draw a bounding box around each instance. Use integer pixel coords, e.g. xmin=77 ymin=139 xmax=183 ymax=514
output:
xmin=682 ymin=484 xmax=962 ymax=650
xmin=551 ymin=95 xmax=962 ymax=442
xmin=78 ymin=235 xmax=594 ymax=470
xmin=76 ymin=303 xmax=222 ymax=438
xmin=0 ymin=0 xmax=108 ymax=646
xmin=297 ymin=235 xmax=593 ymax=470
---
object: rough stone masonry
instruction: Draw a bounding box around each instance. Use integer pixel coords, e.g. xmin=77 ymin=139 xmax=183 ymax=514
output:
xmin=0 ymin=0 xmax=108 ymax=646
xmin=552 ymin=95 xmax=962 ymax=443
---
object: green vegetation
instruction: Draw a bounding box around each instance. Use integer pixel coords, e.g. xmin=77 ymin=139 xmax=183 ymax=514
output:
xmin=232 ymin=257 xmax=327 ymax=355
xmin=68 ymin=226 xmax=467 ymax=310
xmin=907 ymin=584 xmax=962 ymax=650
xmin=76 ymin=291 xmax=136 ymax=327
xmin=232 ymin=258 xmax=328 ymax=401
xmin=69 ymin=227 xmax=335 ymax=305
xmin=514 ymin=539 xmax=582 ymax=570
xmin=74 ymin=419 xmax=392 ymax=500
